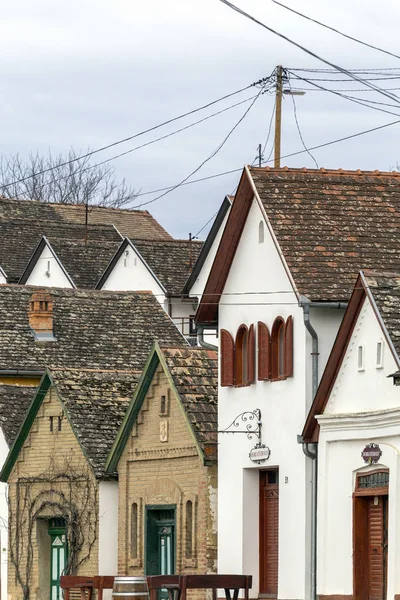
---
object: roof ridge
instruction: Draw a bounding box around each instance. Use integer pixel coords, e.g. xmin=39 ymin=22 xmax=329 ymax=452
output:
xmin=0 ymin=196 xmax=150 ymax=214
xmin=249 ymin=165 xmax=400 ymax=177
xmin=49 ymin=367 xmax=141 ymax=374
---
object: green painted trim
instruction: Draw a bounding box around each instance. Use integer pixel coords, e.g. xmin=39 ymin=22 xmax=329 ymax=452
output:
xmin=105 ymin=343 xmax=162 ymax=473
xmin=144 ymin=504 xmax=176 ymax=576
xmin=0 ymin=372 xmax=52 ymax=482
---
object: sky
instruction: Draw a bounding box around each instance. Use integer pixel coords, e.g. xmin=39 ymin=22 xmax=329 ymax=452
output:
xmin=1 ymin=0 xmax=400 ymax=239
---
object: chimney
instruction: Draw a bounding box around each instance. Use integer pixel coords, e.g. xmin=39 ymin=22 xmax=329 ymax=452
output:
xmin=28 ymin=291 xmax=54 ymax=338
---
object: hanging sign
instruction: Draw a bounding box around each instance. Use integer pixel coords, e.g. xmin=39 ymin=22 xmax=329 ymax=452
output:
xmin=361 ymin=443 xmax=382 ymax=465
xmin=249 ymin=443 xmax=271 ymax=464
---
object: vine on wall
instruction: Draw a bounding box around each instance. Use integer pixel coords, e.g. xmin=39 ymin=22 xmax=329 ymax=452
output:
xmin=8 ymin=458 xmax=98 ymax=600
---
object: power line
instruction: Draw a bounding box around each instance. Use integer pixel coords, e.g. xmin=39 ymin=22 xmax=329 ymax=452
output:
xmin=289 ymin=93 xmax=318 ymax=168
xmin=6 ymin=93 xmax=260 ymax=200
xmin=0 ymin=78 xmax=270 ymax=191
xmin=132 ymin=116 xmax=400 ymax=198
xmin=192 ymin=210 xmax=220 ymax=240
xmin=289 ymin=86 xmax=400 ymax=93
xmin=132 ymin=77 xmax=272 ymax=208
xmin=270 ymin=0 xmax=400 ymax=61
xmin=288 ymin=71 xmax=400 ymax=118
xmin=216 ymin=0 xmax=400 ymax=103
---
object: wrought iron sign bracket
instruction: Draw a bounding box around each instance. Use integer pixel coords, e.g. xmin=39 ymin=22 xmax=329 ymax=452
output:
xmin=218 ymin=408 xmax=262 ymax=440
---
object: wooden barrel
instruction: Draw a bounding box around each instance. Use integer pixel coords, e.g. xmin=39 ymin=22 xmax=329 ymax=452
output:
xmin=112 ymin=576 xmax=149 ymax=600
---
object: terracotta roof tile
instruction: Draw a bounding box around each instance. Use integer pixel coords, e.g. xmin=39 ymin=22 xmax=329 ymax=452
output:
xmin=0 ymin=197 xmax=172 ymax=240
xmin=0 ymin=285 xmax=186 ymax=373
xmin=364 ymin=272 xmax=400 ymax=360
xmin=132 ymin=239 xmax=203 ymax=295
xmin=0 ymin=384 xmax=36 ymax=446
xmin=49 ymin=368 xmax=139 ymax=478
xmin=249 ymin=167 xmax=400 ymax=301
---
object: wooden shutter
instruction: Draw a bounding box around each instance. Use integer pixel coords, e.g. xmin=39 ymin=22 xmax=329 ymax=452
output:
xmin=257 ymin=322 xmax=271 ymax=381
xmin=247 ymin=324 xmax=255 ymax=384
xmin=220 ymin=329 xmax=235 ymax=386
xmin=284 ymin=316 xmax=294 ymax=378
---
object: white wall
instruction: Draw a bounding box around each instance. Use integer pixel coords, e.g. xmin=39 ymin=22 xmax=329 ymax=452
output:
xmin=0 ymin=270 xmax=5 ymax=284
xmin=190 ymin=206 xmax=230 ymax=300
xmin=100 ymin=244 xmax=166 ymax=305
xmin=98 ymin=480 xmax=118 ymax=593
xmin=25 ymin=245 xmax=73 ymax=288
xmin=218 ymin=197 xmax=309 ymax=599
xmin=317 ymin=295 xmax=400 ymax=598
xmin=168 ymin=297 xmax=197 ymax=341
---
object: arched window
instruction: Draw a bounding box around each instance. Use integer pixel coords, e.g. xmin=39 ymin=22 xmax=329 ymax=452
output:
xmin=220 ymin=329 xmax=235 ymax=386
xmin=259 ymin=220 xmax=265 ymax=243
xmin=235 ymin=325 xmax=249 ymax=385
xmin=284 ymin=315 xmax=293 ymax=378
xmin=258 ymin=321 xmax=271 ymax=380
xmin=131 ymin=503 xmax=138 ymax=558
xmin=185 ymin=500 xmax=193 ymax=558
xmin=271 ymin=317 xmax=285 ymax=380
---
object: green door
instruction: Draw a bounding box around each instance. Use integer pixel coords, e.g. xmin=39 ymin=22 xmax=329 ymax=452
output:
xmin=48 ymin=519 xmax=67 ymax=600
xmin=146 ymin=507 xmax=175 ymax=600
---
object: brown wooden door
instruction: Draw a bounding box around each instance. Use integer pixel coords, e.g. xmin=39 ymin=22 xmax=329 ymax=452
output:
xmin=259 ymin=470 xmax=279 ymax=596
xmin=354 ymin=494 xmax=388 ymax=600
xmin=367 ymin=496 xmax=388 ymax=600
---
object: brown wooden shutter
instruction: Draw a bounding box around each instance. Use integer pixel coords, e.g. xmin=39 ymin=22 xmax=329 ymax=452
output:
xmin=247 ymin=324 xmax=255 ymax=384
xmin=284 ymin=316 xmax=294 ymax=378
xmin=220 ymin=329 xmax=235 ymax=386
xmin=257 ymin=322 xmax=271 ymax=381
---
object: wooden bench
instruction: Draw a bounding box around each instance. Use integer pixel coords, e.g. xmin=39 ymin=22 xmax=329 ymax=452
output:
xmin=60 ymin=575 xmax=115 ymax=600
xmin=147 ymin=574 xmax=252 ymax=600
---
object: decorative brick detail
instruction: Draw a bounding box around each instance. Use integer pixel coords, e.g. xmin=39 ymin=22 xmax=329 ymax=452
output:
xmin=28 ymin=291 xmax=53 ymax=333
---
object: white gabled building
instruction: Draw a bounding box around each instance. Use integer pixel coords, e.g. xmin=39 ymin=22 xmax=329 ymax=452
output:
xmin=98 ymin=237 xmax=203 ymax=342
xmin=196 ymin=166 xmax=400 ymax=600
xmin=182 ymin=196 xmax=232 ymax=346
xmin=303 ymin=271 xmax=400 ymax=600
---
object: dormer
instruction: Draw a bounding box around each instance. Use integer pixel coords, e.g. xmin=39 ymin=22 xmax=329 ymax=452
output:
xmin=28 ymin=291 xmax=56 ymax=342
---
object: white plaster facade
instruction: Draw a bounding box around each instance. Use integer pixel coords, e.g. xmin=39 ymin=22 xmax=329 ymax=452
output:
xmin=216 ymin=196 xmax=346 ymax=600
xmin=98 ymin=480 xmax=118 ymax=599
xmin=24 ymin=243 xmax=74 ymax=288
xmin=0 ymin=268 xmax=6 ymax=285
xmin=316 ymin=296 xmax=400 ymax=599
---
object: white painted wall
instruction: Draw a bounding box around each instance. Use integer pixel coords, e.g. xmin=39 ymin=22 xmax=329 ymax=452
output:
xmin=317 ymin=295 xmax=400 ymax=598
xmin=100 ymin=244 xmax=166 ymax=305
xmin=0 ymin=428 xmax=10 ymax=600
xmin=189 ymin=206 xmax=230 ymax=347
xmin=98 ymin=480 xmax=118 ymax=597
xmin=0 ymin=269 xmax=6 ymax=284
xmin=168 ymin=297 xmax=197 ymax=341
xmin=190 ymin=206 xmax=230 ymax=300
xmin=25 ymin=244 xmax=73 ymax=288
xmin=218 ymin=197 xmax=309 ymax=599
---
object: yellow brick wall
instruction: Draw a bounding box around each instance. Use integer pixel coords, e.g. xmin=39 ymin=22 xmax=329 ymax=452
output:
xmin=7 ymin=387 xmax=100 ymax=600
xmin=117 ymin=364 xmax=217 ymax=585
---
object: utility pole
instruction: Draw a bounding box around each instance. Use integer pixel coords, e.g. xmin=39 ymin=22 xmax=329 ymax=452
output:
xmin=257 ymin=143 xmax=262 ymax=168
xmin=274 ymin=65 xmax=283 ymax=168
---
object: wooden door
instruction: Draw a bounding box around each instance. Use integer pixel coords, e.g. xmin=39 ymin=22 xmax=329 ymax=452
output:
xmin=259 ymin=470 xmax=279 ymax=597
xmin=367 ymin=496 xmax=388 ymax=600
xmin=354 ymin=494 xmax=388 ymax=600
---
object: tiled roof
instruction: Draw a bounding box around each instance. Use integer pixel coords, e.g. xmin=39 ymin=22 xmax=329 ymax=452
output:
xmin=0 ymin=384 xmax=36 ymax=446
xmin=162 ymin=346 xmax=218 ymax=450
xmin=0 ymin=285 xmax=186 ymax=373
xmin=0 ymin=217 xmax=122 ymax=283
xmin=50 ymin=368 xmax=138 ymax=478
xmin=46 ymin=238 xmax=122 ymax=289
xmin=132 ymin=239 xmax=203 ymax=295
xmin=0 ymin=197 xmax=172 ymax=240
xmin=250 ymin=167 xmax=400 ymax=302
xmin=365 ymin=272 xmax=400 ymax=360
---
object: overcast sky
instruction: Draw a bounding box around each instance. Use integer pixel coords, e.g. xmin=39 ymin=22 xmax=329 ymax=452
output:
xmin=1 ymin=0 xmax=400 ymax=238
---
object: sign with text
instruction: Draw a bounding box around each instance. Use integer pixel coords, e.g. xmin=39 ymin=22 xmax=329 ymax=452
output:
xmin=249 ymin=444 xmax=271 ymax=464
xmin=361 ymin=443 xmax=382 ymax=465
